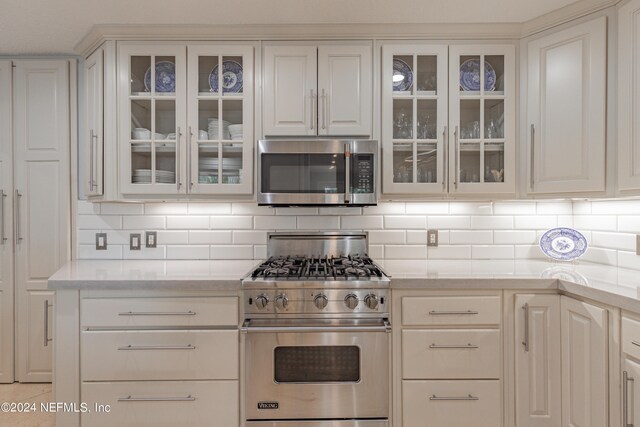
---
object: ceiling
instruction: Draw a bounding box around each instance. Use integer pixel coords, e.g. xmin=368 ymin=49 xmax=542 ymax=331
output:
xmin=1 ymin=0 xmax=584 ymax=54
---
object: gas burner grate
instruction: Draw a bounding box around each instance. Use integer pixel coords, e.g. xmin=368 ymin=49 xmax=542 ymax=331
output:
xmin=250 ymin=255 xmax=384 ymax=280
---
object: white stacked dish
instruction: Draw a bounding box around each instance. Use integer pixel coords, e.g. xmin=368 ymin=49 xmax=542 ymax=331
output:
xmin=132 ymin=169 xmax=176 ymax=184
xmin=228 ymin=124 xmax=243 ymax=140
xmin=207 ymin=118 xmax=231 ymax=140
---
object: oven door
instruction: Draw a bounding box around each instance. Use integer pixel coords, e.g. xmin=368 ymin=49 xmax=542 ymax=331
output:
xmin=258 ymin=139 xmax=377 ymax=206
xmin=243 ymin=318 xmax=390 ymax=421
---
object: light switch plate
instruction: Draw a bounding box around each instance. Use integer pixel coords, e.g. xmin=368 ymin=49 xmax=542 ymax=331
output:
xmin=427 ymin=229 xmax=438 ymax=247
xmin=95 ymin=233 xmax=107 ymax=250
xmin=130 ymin=233 xmax=141 ymax=251
xmin=146 ymin=231 xmax=157 ymax=248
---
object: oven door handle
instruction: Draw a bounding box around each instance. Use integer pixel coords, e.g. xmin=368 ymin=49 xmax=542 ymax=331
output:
xmin=241 ymin=319 xmax=391 ymax=334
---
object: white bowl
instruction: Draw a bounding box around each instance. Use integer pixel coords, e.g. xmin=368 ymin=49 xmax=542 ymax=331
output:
xmin=199 ymin=130 xmax=208 ymax=139
xmin=228 ymin=124 xmax=243 ymax=135
xmin=154 ymin=132 xmax=166 ymax=140
xmin=132 ymin=128 xmax=151 ymax=140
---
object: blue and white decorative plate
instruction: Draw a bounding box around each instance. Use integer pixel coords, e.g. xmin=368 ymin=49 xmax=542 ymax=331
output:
xmin=210 ymin=60 xmax=243 ymax=93
xmin=459 ymin=59 xmax=496 ymax=92
xmin=392 ymin=58 xmax=413 ymax=92
xmin=144 ymin=61 xmax=176 ymax=93
xmin=539 ymin=227 xmax=588 ymax=261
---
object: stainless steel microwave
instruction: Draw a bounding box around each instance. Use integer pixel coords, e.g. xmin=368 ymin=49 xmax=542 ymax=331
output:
xmin=257 ymin=139 xmax=378 ymax=206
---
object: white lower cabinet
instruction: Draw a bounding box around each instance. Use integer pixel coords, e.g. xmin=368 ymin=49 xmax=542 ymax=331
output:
xmin=560 ymin=296 xmax=608 ymax=427
xmin=514 ymin=294 xmax=561 ymax=427
xmin=402 ymin=380 xmax=502 ymax=427
xmin=82 ymin=380 xmax=238 ymax=427
xmin=623 ymin=357 xmax=640 ymax=426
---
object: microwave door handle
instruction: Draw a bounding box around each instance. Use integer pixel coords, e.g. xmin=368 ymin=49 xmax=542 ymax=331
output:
xmin=344 ymin=143 xmax=351 ymax=204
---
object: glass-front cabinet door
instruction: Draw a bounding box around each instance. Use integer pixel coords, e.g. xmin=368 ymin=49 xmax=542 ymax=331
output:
xmin=449 ymin=45 xmax=515 ymax=194
xmin=382 ymin=44 xmax=448 ymax=194
xmin=187 ymin=44 xmax=253 ymax=194
xmin=118 ymin=43 xmax=187 ymax=195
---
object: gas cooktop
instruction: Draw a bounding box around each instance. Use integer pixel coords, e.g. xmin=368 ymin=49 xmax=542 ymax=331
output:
xmin=248 ymin=255 xmax=386 ymax=280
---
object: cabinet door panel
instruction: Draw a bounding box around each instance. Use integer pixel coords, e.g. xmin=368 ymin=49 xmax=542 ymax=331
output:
xmin=514 ymin=294 xmax=561 ymax=427
xmin=0 ymin=60 xmax=13 ymax=383
xmin=13 ymin=60 xmax=70 ymax=382
xmin=318 ymin=45 xmax=371 ymax=136
xmin=618 ymin=0 xmax=640 ymax=191
xmin=21 ymin=291 xmax=54 ymax=381
xmin=263 ymin=45 xmax=317 ymax=136
xmin=527 ymin=17 xmax=606 ymax=193
xmin=560 ymin=296 xmax=607 ymax=427
xmin=623 ymin=357 xmax=640 ymax=426
xmin=85 ymin=47 xmax=104 ymax=196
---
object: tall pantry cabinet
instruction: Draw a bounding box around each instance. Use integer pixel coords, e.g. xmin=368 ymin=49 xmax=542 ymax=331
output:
xmin=0 ymin=59 xmax=72 ymax=383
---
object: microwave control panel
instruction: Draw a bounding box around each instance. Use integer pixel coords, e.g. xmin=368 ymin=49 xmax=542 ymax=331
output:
xmin=352 ymin=154 xmax=374 ymax=194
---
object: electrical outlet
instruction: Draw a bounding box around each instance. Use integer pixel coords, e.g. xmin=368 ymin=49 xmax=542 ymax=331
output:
xmin=146 ymin=231 xmax=157 ymax=248
xmin=427 ymin=229 xmax=438 ymax=247
xmin=95 ymin=233 xmax=107 ymax=250
xmin=130 ymin=233 xmax=141 ymax=251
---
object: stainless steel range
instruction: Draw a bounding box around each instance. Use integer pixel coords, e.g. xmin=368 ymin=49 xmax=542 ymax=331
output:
xmin=242 ymin=232 xmax=391 ymax=427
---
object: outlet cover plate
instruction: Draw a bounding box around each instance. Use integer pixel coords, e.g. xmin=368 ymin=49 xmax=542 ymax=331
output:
xmin=427 ymin=229 xmax=439 ymax=247
xmin=95 ymin=233 xmax=107 ymax=250
xmin=146 ymin=231 xmax=157 ymax=248
xmin=130 ymin=233 xmax=141 ymax=251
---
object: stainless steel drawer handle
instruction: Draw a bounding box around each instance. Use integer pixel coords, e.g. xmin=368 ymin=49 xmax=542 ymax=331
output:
xmin=0 ymin=190 xmax=6 ymax=244
xmin=429 ymin=394 xmax=479 ymax=401
xmin=522 ymin=303 xmax=530 ymax=352
xmin=15 ymin=190 xmax=22 ymax=242
xmin=632 ymin=340 xmax=640 ymax=348
xmin=428 ymin=310 xmax=479 ymax=315
xmin=44 ymin=300 xmax=53 ymax=347
xmin=623 ymin=370 xmax=634 ymax=427
xmin=118 ymin=395 xmax=195 ymax=402
xmin=117 ymin=344 xmax=196 ymax=351
xmin=118 ymin=311 xmax=196 ymax=316
xmin=241 ymin=319 xmax=392 ymax=334
xmin=429 ymin=343 xmax=478 ymax=349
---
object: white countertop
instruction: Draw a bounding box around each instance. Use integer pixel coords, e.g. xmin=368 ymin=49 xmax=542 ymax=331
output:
xmin=48 ymin=259 xmax=640 ymax=313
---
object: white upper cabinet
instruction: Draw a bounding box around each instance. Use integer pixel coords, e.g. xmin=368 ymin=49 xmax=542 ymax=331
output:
xmin=449 ymin=45 xmax=516 ymax=195
xmin=618 ymin=0 xmax=640 ymax=192
xmin=382 ymin=44 xmax=449 ymax=194
xmin=262 ymin=43 xmax=372 ymax=137
xmin=118 ymin=42 xmax=254 ymax=196
xmin=85 ymin=47 xmax=104 ymax=197
xmin=526 ymin=17 xmax=607 ymax=194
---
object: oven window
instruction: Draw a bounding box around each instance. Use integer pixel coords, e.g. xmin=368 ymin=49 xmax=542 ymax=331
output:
xmin=274 ymin=346 xmax=360 ymax=383
xmin=261 ymin=154 xmax=345 ymax=193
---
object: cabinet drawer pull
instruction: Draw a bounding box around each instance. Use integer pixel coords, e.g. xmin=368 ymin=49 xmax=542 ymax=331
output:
xmin=0 ymin=190 xmax=6 ymax=244
xmin=117 ymin=344 xmax=196 ymax=351
xmin=623 ymin=370 xmax=634 ymax=427
xmin=443 ymin=126 xmax=448 ymax=191
xmin=428 ymin=310 xmax=478 ymax=315
xmin=429 ymin=394 xmax=479 ymax=401
xmin=530 ymin=124 xmax=535 ymax=190
xmin=44 ymin=300 xmax=53 ymax=347
xmin=522 ymin=303 xmax=530 ymax=352
xmin=309 ymin=89 xmax=315 ymax=130
xmin=118 ymin=395 xmax=195 ymax=402
xmin=429 ymin=343 xmax=478 ymax=349
xmin=632 ymin=340 xmax=640 ymax=348
xmin=118 ymin=311 xmax=196 ymax=316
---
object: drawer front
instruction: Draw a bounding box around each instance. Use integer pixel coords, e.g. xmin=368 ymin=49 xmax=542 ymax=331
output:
xmin=402 ymin=296 xmax=501 ymax=326
xmin=402 ymin=329 xmax=501 ymax=379
xmin=402 ymin=380 xmax=501 ymax=427
xmin=82 ymin=380 xmax=238 ymax=427
xmin=81 ymin=297 xmax=238 ymax=328
xmin=81 ymin=330 xmax=238 ymax=381
xmin=622 ymin=316 xmax=640 ymax=360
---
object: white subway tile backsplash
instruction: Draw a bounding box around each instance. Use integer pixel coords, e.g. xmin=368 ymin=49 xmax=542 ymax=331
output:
xmin=405 ymin=202 xmax=449 ymax=214
xmin=385 ymin=215 xmax=426 ymax=229
xmin=166 ymin=245 xmax=210 ymax=260
xmin=428 ymin=245 xmax=471 ymax=259
xmin=123 ymin=215 xmax=164 ymax=230
xmin=514 ymin=245 xmax=546 ymax=260
xmin=514 ymin=216 xmax=557 ymax=230
xmin=572 ymin=201 xmax=592 ymax=215
xmin=78 ymin=215 xmax=122 ymax=230
xmin=187 ymin=203 xmax=232 ymax=215
xmin=449 ymin=230 xmax=492 ymax=245
xmin=450 ymin=202 xmax=493 ymax=215
xmin=319 ymin=207 xmax=362 ymax=215
xmin=471 ymin=245 xmax=515 ymax=260
xmin=591 ymin=200 xmax=640 ymax=215
xmin=494 ymin=230 xmax=537 ymax=245
xmin=254 ymin=245 xmax=267 ymax=259
xmin=232 ymin=203 xmax=275 ymax=215
xmin=145 ymin=203 xmax=189 ymax=215
xmin=157 ymin=231 xmax=190 ymax=245
xmin=618 ymin=216 xmax=640 ymax=233
xmin=254 ymin=216 xmax=296 ymax=230
xmin=123 ymin=246 xmax=166 ymax=260
xmin=100 ymin=203 xmax=144 ymax=215
xmin=210 ymin=245 xmax=254 ymax=259
xmin=78 ymin=244 xmax=123 ymax=259
xmin=573 ymin=215 xmax=617 ymax=231
xmin=580 ymin=247 xmax=617 ymax=265
xmin=591 ymin=232 xmax=636 ymax=251
xmin=368 ymin=245 xmax=384 ymax=259
xmin=470 ymin=216 xmax=514 ymax=230
xmin=617 ymin=251 xmax=640 ymax=270
xmin=297 ymin=216 xmax=340 ymax=230
xmin=369 ymin=230 xmax=405 ymax=244
xmin=363 ymin=203 xmax=405 ymax=215
xmin=167 ymin=216 xmax=209 ymax=230
xmin=493 ymin=202 xmax=536 ymax=215
xmin=77 ymin=230 xmax=98 ymax=245
xmin=341 ymin=215 xmax=383 ymax=230
xmin=233 ymin=231 xmax=268 ymax=245
xmin=276 ymin=207 xmax=318 ymax=215
xmin=188 ymin=231 xmax=233 ymax=244
xmin=211 ymin=216 xmax=253 ymax=229
xmin=77 ymin=200 xmax=100 ymax=215
xmin=428 ymin=216 xmax=470 ymax=229
xmin=536 ymin=201 xmax=573 ymax=215
xmin=384 ymin=245 xmax=427 ymax=259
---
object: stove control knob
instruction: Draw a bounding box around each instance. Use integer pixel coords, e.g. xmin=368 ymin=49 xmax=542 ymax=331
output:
xmin=254 ymin=294 xmax=269 ymax=310
xmin=314 ymin=294 xmax=328 ymax=310
xmin=364 ymin=294 xmax=379 ymax=310
xmin=344 ymin=294 xmax=359 ymax=310
xmin=274 ymin=294 xmax=289 ymax=311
